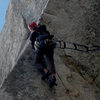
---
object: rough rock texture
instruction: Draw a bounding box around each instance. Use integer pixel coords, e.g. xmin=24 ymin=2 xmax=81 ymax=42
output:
xmin=0 ymin=0 xmax=49 ymax=87
xmin=41 ymin=0 xmax=100 ymax=87
xmin=0 ymin=0 xmax=100 ymax=100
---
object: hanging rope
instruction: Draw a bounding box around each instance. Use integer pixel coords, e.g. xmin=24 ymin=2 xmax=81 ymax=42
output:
xmin=54 ymin=38 xmax=100 ymax=53
xmin=37 ymin=0 xmax=49 ymax=25
xmin=57 ymin=72 xmax=73 ymax=100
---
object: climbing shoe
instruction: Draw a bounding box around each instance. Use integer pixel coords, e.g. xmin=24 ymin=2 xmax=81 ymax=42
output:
xmin=49 ymin=76 xmax=57 ymax=88
xmin=41 ymin=71 xmax=51 ymax=80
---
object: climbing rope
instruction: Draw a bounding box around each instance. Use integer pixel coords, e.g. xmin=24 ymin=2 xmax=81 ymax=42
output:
xmin=57 ymin=72 xmax=73 ymax=100
xmin=37 ymin=0 xmax=49 ymax=25
xmin=54 ymin=38 xmax=100 ymax=53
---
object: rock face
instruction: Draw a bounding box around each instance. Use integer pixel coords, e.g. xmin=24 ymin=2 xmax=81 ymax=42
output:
xmin=0 ymin=0 xmax=100 ymax=100
xmin=0 ymin=0 xmax=49 ymax=87
xmin=41 ymin=0 xmax=100 ymax=87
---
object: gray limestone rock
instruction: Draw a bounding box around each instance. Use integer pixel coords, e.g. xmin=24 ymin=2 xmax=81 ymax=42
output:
xmin=0 ymin=0 xmax=49 ymax=88
xmin=0 ymin=0 xmax=100 ymax=100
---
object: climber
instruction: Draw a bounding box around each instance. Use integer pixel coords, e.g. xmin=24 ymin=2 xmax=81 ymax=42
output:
xmin=28 ymin=22 xmax=57 ymax=87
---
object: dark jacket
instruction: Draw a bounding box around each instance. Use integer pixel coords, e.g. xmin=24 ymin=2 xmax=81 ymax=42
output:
xmin=30 ymin=25 xmax=56 ymax=51
xmin=30 ymin=25 xmax=49 ymax=49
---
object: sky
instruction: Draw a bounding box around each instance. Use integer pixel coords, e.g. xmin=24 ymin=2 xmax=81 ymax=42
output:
xmin=0 ymin=0 xmax=10 ymax=32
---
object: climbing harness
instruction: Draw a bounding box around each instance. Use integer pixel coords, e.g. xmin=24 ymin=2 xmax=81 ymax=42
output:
xmin=54 ymin=38 xmax=100 ymax=53
xmin=57 ymin=72 xmax=73 ymax=100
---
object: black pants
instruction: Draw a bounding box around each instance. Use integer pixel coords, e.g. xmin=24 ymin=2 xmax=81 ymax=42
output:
xmin=34 ymin=48 xmax=56 ymax=74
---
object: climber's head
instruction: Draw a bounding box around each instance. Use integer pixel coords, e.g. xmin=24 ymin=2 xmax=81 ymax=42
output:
xmin=28 ymin=22 xmax=37 ymax=32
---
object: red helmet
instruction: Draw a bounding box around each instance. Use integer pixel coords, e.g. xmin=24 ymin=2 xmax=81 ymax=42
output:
xmin=28 ymin=22 xmax=37 ymax=30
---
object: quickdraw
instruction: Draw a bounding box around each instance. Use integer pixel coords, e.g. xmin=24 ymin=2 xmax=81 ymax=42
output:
xmin=55 ymin=39 xmax=100 ymax=53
